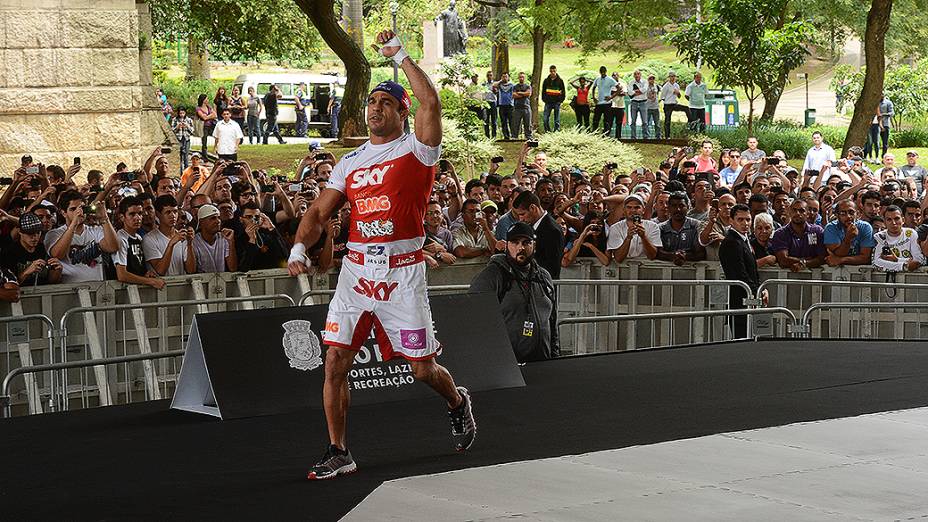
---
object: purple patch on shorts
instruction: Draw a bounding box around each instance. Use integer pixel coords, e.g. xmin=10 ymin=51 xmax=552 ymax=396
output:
xmin=400 ymin=328 xmax=427 ymax=350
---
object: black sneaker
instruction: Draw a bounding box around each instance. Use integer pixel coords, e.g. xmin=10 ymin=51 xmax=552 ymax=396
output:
xmin=448 ymin=386 xmax=476 ymax=452
xmin=307 ymin=444 xmax=356 ymax=480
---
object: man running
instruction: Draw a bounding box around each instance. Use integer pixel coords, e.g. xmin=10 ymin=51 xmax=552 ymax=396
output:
xmin=288 ymin=29 xmax=476 ymax=480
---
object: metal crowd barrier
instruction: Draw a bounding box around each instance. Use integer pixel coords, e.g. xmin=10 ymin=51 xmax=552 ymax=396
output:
xmin=298 ymin=285 xmax=470 ymax=306
xmin=557 ymin=307 xmax=798 ymax=352
xmin=0 ymin=314 xmax=56 ymax=415
xmin=50 ymin=294 xmax=294 ymax=414
xmin=797 ymin=302 xmax=928 ymax=339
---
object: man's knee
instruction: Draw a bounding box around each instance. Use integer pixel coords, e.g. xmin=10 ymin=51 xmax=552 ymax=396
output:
xmin=324 ymin=347 xmax=355 ymax=380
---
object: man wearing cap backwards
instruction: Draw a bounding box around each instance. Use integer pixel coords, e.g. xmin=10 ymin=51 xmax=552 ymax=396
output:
xmin=469 ymin=222 xmax=558 ymax=363
xmin=288 ymin=29 xmax=476 ymax=480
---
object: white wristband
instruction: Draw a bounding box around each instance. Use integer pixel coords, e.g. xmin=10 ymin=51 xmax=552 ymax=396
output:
xmin=288 ymin=243 xmax=308 ymax=265
xmin=380 ymin=35 xmax=408 ymax=65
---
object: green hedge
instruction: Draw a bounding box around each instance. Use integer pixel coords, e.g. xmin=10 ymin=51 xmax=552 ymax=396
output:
xmin=703 ymin=123 xmax=847 ymax=160
xmin=160 ymin=79 xmax=233 ymax=113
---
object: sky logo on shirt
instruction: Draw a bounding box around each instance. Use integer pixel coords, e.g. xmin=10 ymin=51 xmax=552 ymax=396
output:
xmin=349 ymin=164 xmax=392 ymax=189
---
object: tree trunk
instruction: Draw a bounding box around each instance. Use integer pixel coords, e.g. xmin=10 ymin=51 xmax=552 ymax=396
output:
xmin=530 ymin=24 xmax=545 ymax=134
xmin=843 ymin=0 xmax=892 ymax=156
xmin=760 ymin=72 xmax=787 ymax=121
xmin=341 ymin=0 xmax=364 ymax=49
xmin=186 ymin=35 xmax=210 ymax=81
xmin=296 ymin=0 xmax=370 ymax=139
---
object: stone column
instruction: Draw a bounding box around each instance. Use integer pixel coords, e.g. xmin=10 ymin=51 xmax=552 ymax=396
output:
xmin=0 ymin=0 xmax=170 ymax=177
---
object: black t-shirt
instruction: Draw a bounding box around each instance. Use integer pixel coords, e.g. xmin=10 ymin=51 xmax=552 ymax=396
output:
xmin=0 ymin=242 xmax=49 ymax=286
xmin=263 ymin=92 xmax=278 ymax=117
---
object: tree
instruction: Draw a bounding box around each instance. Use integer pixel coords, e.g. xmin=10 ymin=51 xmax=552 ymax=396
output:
xmin=295 ymin=0 xmax=370 ymax=139
xmin=843 ymin=0 xmax=894 ymax=155
xmin=150 ymin=0 xmax=323 ymax=79
xmin=665 ymin=0 xmax=812 ymax=133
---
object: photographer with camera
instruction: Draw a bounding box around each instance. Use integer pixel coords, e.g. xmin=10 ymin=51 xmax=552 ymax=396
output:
xmin=192 ymin=204 xmax=237 ymax=273
xmin=452 ymin=199 xmax=495 ymax=260
xmin=657 ymin=191 xmax=706 ymax=265
xmin=607 ymin=194 xmax=661 ymax=263
xmin=45 ymin=189 xmax=118 ymax=283
xmin=143 ymin=195 xmax=196 ymax=276
xmin=235 ymin=202 xmax=288 ymax=271
xmin=1 ymin=213 xmax=62 ymax=286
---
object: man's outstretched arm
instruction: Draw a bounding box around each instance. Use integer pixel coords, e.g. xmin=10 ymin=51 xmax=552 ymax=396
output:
xmin=376 ymin=30 xmax=441 ymax=147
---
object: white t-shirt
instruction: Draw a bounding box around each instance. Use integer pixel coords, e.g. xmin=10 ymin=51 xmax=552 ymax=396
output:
xmin=193 ymin=233 xmax=229 ymax=273
xmin=113 ymin=229 xmax=145 ymax=270
xmin=212 ymin=120 xmax=244 ymax=155
xmin=44 ymin=224 xmax=106 ymax=283
xmin=142 ymin=228 xmax=189 ymax=276
xmin=627 ymin=79 xmax=648 ymax=102
xmin=660 ymin=82 xmax=681 ymax=105
xmin=606 ymin=220 xmax=662 ymax=259
xmin=873 ymin=228 xmax=924 ymax=272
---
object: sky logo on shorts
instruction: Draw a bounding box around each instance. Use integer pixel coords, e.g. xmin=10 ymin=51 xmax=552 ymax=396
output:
xmin=353 ymin=277 xmax=399 ymax=301
xmin=400 ymin=328 xmax=426 ymax=350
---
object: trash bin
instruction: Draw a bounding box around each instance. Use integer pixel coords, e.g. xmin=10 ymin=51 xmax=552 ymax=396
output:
xmin=704 ymin=90 xmax=739 ymax=129
xmin=804 ymin=108 xmax=816 ymax=127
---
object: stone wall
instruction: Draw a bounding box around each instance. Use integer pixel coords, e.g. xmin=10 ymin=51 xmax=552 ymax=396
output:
xmin=0 ymin=0 xmax=171 ymax=178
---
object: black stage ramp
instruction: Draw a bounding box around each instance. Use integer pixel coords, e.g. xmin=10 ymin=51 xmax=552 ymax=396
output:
xmin=3 ymin=339 xmax=928 ymax=521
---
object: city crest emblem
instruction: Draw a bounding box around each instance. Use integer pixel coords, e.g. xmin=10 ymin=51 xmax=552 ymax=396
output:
xmin=282 ymin=320 xmax=323 ymax=371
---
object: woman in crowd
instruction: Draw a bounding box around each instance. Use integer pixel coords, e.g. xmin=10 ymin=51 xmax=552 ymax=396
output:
xmin=245 ymin=86 xmax=263 ymax=144
xmin=751 ymin=212 xmax=778 ymax=267
xmin=562 ymin=212 xmax=611 ymax=266
xmin=195 ymin=94 xmax=217 ymax=158
xmin=228 ymin=86 xmax=246 ymax=132
xmin=213 ymin=87 xmax=229 ymax=116
xmin=569 ymin=77 xmax=591 ymax=129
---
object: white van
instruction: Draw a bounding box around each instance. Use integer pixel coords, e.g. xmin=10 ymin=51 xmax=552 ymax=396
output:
xmin=233 ymin=73 xmax=346 ymax=137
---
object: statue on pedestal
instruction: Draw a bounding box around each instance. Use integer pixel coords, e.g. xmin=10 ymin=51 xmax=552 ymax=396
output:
xmin=436 ymin=0 xmax=467 ymax=57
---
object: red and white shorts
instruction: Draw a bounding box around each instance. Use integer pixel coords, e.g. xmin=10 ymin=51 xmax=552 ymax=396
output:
xmin=322 ymin=248 xmax=441 ymax=361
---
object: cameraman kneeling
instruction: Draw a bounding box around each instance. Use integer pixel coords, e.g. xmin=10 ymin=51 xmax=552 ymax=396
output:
xmin=469 ymin=222 xmax=558 ymax=363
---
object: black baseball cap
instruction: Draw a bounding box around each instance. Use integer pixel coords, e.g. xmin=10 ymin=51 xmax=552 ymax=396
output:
xmin=19 ymin=212 xmax=42 ymax=234
xmin=506 ymin=222 xmax=535 ymax=241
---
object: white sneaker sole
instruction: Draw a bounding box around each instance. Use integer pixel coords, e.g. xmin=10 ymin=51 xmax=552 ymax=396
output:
xmin=307 ymin=460 xmax=357 ymax=480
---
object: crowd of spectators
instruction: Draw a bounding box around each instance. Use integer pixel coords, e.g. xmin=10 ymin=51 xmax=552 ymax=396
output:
xmin=3 ymin=128 xmax=927 ymax=306
xmin=468 ymin=66 xmax=712 ymax=140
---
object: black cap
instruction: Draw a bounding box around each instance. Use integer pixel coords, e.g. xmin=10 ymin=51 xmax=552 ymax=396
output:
xmin=19 ymin=212 xmax=42 ymax=234
xmin=506 ymin=222 xmax=535 ymax=241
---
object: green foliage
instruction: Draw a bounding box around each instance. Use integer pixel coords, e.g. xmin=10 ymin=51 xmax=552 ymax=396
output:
xmin=466 ymin=36 xmax=492 ymax=68
xmin=536 ymin=128 xmax=643 ymax=172
xmin=439 ymin=119 xmax=501 ymax=178
xmin=150 ymin=0 xmax=322 ymax=63
xmin=438 ymin=89 xmax=484 ymax=141
xmin=664 ymin=0 xmax=813 ymax=129
xmin=890 ymin=127 xmax=928 ymax=148
xmin=701 ymin=122 xmax=847 ymax=160
xmin=831 ymin=59 xmax=928 ymax=128
xmin=159 ymin=78 xmax=232 ymax=112
xmin=437 ymin=53 xmax=478 ymax=93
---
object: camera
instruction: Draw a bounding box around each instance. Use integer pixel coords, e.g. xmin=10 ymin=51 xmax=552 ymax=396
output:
xmin=636 ymin=167 xmax=644 ymax=175
xmin=632 ymin=215 xmax=642 ymax=224
xmin=438 ymin=159 xmax=450 ymax=173
xmin=681 ymin=161 xmax=696 ymax=169
xmin=260 ymin=184 xmax=275 ymax=193
xmin=82 ymin=203 xmax=97 ymax=216
xmin=581 ymin=195 xmax=592 ymax=203
xmin=491 ymin=156 xmax=504 ymax=164
xmin=0 ymin=178 xmax=12 ymax=186
xmin=882 ymin=245 xmax=893 ymax=256
xmin=765 ymin=157 xmax=780 ymax=165
xmin=526 ymin=140 xmax=539 ymax=148
xmin=251 ymin=215 xmax=261 ymax=225
xmin=120 ymin=171 xmax=138 ymax=182
xmin=26 ymin=166 xmax=39 ymax=175
xmin=29 ymin=178 xmax=41 ymax=188
xmin=288 ymin=183 xmax=302 ymax=193
xmin=222 ymin=163 xmax=239 ymax=177
xmin=606 ymin=162 xmax=617 ymax=170
xmin=73 ymin=157 xmax=80 ymax=166
xmin=275 ymin=175 xmax=289 ymax=183
xmin=589 ymin=224 xmax=602 ymax=232
xmin=436 ymin=183 xmax=446 ymax=191
xmin=684 ymin=146 xmax=694 ymax=155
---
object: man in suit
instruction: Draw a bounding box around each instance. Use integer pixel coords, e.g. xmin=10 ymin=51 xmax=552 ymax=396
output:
xmin=511 ymin=190 xmax=565 ymax=279
xmin=719 ymin=204 xmax=768 ymax=338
